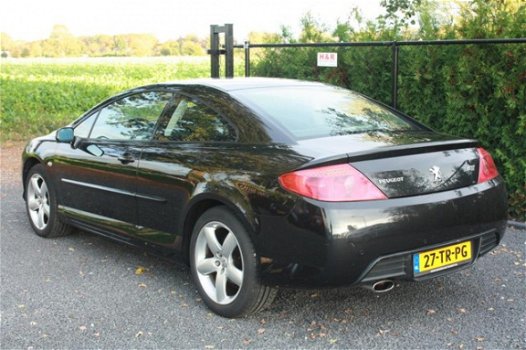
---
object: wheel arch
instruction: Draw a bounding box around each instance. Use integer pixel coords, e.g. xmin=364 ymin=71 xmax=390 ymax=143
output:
xmin=22 ymin=157 xmax=43 ymax=198
xmin=180 ymin=193 xmax=258 ymax=264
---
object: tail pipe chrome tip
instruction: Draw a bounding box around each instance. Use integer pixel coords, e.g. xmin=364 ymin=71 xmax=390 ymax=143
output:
xmin=364 ymin=279 xmax=395 ymax=293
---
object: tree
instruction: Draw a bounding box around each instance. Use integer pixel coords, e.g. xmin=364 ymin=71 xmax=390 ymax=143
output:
xmin=158 ymin=40 xmax=180 ymax=56
xmin=247 ymin=32 xmax=281 ymax=44
xmin=127 ymin=34 xmax=158 ymax=56
xmin=1 ymin=32 xmax=15 ymax=53
xmin=378 ymin=0 xmax=423 ymax=27
xmin=81 ymin=35 xmax=114 ymax=56
xmin=42 ymin=24 xmax=83 ymax=56
xmin=299 ymin=12 xmax=329 ymax=43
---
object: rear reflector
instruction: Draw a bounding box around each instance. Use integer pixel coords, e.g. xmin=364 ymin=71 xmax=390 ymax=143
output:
xmin=278 ymin=164 xmax=387 ymax=202
xmin=477 ymin=148 xmax=499 ymax=183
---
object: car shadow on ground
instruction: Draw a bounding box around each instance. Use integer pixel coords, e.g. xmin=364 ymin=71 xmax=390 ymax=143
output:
xmin=61 ymin=226 xmax=491 ymax=319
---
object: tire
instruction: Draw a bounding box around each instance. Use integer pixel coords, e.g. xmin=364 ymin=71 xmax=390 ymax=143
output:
xmin=25 ymin=164 xmax=73 ymax=238
xmin=189 ymin=206 xmax=277 ymax=318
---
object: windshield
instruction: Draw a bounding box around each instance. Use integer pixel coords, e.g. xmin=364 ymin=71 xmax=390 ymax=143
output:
xmin=233 ymin=86 xmax=418 ymax=140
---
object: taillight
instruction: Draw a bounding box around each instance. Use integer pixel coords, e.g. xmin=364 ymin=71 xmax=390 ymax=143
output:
xmin=477 ymin=147 xmax=499 ymax=183
xmin=278 ymin=163 xmax=387 ymax=202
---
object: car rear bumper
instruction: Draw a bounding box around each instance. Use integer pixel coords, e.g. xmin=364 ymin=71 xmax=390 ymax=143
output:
xmin=256 ymin=178 xmax=507 ymax=287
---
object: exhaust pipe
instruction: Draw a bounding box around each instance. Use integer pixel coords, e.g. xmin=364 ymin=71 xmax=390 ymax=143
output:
xmin=364 ymin=280 xmax=395 ymax=293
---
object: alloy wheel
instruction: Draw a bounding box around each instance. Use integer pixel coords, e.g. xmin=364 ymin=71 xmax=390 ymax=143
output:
xmin=194 ymin=221 xmax=244 ymax=305
xmin=27 ymin=174 xmax=50 ymax=230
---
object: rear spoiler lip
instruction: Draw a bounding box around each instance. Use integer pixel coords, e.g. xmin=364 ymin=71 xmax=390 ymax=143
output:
xmin=296 ymin=139 xmax=479 ymax=171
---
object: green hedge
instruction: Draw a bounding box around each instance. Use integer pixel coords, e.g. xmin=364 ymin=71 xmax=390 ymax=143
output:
xmin=252 ymin=1 xmax=525 ymax=219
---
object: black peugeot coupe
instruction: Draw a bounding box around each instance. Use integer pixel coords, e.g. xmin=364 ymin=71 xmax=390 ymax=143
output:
xmin=22 ymin=78 xmax=507 ymax=317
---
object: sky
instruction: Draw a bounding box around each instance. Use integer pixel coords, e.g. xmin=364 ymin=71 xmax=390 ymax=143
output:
xmin=1 ymin=0 xmax=383 ymax=42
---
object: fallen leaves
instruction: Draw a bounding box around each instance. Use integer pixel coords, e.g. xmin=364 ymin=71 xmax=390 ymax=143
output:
xmin=135 ymin=266 xmax=148 ymax=275
xmin=377 ymin=328 xmax=391 ymax=336
xmin=307 ymin=321 xmax=328 ymax=340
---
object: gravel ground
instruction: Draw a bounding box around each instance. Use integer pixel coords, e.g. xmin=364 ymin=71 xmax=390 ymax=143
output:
xmin=1 ymin=142 xmax=525 ymax=349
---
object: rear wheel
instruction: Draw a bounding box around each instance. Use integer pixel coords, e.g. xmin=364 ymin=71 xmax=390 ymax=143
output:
xmin=25 ymin=164 xmax=73 ymax=238
xmin=190 ymin=206 xmax=276 ymax=318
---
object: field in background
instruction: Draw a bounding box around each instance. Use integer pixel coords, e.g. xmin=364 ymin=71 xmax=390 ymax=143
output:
xmin=0 ymin=57 xmax=242 ymax=141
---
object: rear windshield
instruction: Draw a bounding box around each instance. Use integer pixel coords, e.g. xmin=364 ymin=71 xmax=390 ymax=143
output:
xmin=233 ymin=86 xmax=417 ymax=139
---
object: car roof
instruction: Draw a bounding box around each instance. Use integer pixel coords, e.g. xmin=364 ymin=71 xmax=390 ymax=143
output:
xmin=159 ymin=77 xmax=327 ymax=92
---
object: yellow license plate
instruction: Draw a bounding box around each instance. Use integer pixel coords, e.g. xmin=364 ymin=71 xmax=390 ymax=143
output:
xmin=413 ymin=241 xmax=472 ymax=275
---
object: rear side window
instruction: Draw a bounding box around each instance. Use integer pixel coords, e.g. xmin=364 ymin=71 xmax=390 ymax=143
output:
xmin=89 ymin=92 xmax=172 ymax=141
xmin=160 ymin=97 xmax=236 ymax=142
xmin=233 ymin=86 xmax=417 ymax=139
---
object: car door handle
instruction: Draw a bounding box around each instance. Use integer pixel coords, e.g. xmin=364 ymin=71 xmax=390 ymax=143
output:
xmin=118 ymin=154 xmax=136 ymax=164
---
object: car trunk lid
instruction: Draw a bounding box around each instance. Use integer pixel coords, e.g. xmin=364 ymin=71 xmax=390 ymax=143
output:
xmin=293 ymin=131 xmax=480 ymax=198
xmin=351 ymin=148 xmax=479 ymax=197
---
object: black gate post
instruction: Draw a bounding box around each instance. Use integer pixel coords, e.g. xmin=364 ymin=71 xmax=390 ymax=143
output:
xmin=244 ymin=41 xmax=251 ymax=77
xmin=209 ymin=24 xmax=234 ymax=78
xmin=391 ymin=42 xmax=399 ymax=109
xmin=210 ymin=25 xmax=220 ymax=78
xmin=224 ymin=24 xmax=234 ymax=78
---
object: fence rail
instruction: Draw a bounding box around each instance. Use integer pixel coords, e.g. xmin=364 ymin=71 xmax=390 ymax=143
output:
xmin=232 ymin=37 xmax=526 ymax=109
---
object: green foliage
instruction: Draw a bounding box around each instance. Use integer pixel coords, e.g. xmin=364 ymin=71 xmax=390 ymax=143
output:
xmin=379 ymin=0 xmax=423 ymax=27
xmin=157 ymin=35 xmax=207 ymax=57
xmin=2 ymin=25 xmax=209 ymax=58
xmin=251 ymin=0 xmax=526 ymax=218
xmin=0 ymin=59 xmax=213 ymax=140
xmin=1 ymin=32 xmax=15 ymax=53
xmin=248 ymin=32 xmax=281 ymax=44
xmin=299 ymin=13 xmax=332 ymax=43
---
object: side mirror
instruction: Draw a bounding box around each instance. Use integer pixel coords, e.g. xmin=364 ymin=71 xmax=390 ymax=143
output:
xmin=56 ymin=127 xmax=75 ymax=143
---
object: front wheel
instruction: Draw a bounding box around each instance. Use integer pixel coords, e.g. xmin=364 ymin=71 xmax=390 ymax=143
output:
xmin=190 ymin=206 xmax=276 ymax=318
xmin=25 ymin=164 xmax=73 ymax=238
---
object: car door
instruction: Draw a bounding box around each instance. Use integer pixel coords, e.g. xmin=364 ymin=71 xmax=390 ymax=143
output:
xmin=52 ymin=90 xmax=173 ymax=236
xmin=134 ymin=90 xmax=238 ymax=246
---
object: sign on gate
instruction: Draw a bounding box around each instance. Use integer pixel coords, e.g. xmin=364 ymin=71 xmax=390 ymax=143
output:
xmin=317 ymin=52 xmax=338 ymax=67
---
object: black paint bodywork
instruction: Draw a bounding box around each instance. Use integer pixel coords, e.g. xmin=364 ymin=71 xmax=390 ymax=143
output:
xmin=22 ymin=78 xmax=508 ymax=288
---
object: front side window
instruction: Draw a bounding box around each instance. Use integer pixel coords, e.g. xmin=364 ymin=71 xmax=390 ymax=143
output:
xmin=89 ymin=91 xmax=172 ymax=141
xmin=74 ymin=113 xmax=96 ymax=138
xmin=161 ymin=97 xmax=236 ymax=142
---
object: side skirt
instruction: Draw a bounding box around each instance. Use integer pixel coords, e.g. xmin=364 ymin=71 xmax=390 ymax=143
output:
xmin=58 ymin=205 xmax=184 ymax=261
